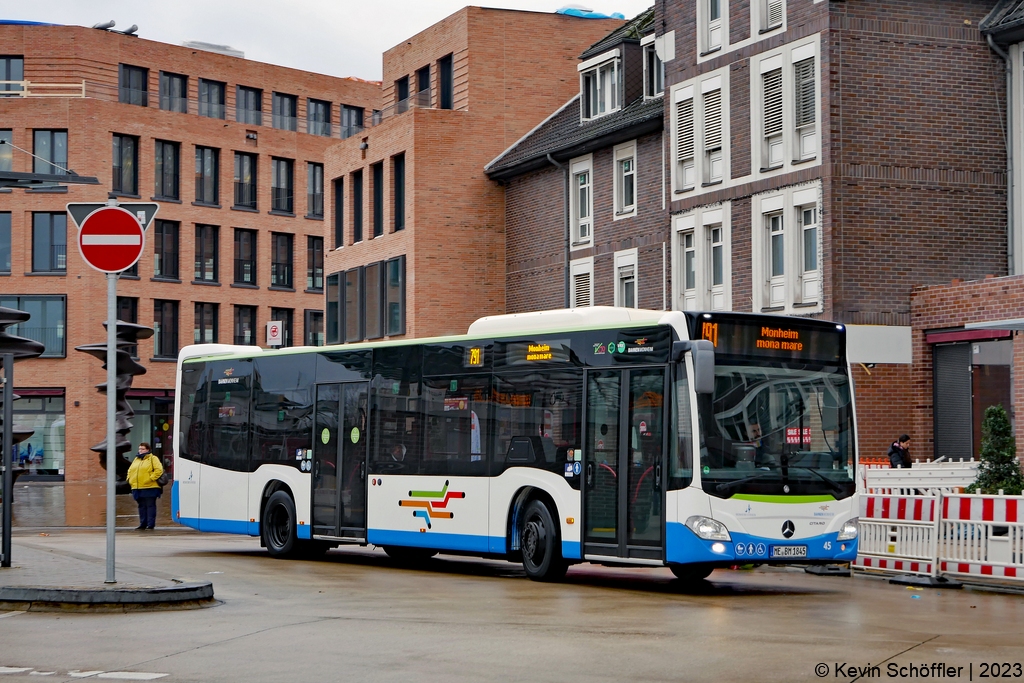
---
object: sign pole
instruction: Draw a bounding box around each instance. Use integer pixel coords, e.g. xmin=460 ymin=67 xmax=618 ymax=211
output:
xmin=105 ymin=271 xmax=117 ymax=583
xmin=2 ymin=353 xmax=13 ymax=568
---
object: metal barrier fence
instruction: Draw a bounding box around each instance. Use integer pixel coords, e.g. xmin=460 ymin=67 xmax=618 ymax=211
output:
xmin=855 ymin=492 xmax=1024 ymax=584
xmin=858 ymin=459 xmax=979 ymax=495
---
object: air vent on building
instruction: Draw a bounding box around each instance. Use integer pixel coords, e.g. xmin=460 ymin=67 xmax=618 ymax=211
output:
xmin=182 ymin=41 xmax=244 ymax=59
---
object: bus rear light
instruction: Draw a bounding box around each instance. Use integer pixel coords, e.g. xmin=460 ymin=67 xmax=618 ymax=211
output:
xmin=686 ymin=515 xmax=731 ymax=541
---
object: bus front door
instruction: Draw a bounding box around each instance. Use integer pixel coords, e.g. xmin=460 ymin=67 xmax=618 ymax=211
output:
xmin=312 ymin=382 xmax=369 ymax=540
xmin=583 ymin=368 xmax=666 ymax=561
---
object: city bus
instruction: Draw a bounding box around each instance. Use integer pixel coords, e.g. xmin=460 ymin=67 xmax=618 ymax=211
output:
xmin=172 ymin=307 xmax=859 ymax=582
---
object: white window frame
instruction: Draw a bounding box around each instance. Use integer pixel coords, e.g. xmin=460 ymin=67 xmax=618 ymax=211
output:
xmin=672 ymin=204 xmax=731 ymax=312
xmin=613 ymin=140 xmax=637 ymax=219
xmin=759 ymin=0 xmax=785 ymax=33
xmin=699 ymin=0 xmax=726 ymax=55
xmin=578 ymin=49 xmax=621 ymax=121
xmin=671 ymin=71 xmax=730 ymax=198
xmin=750 ymin=182 xmax=822 ymax=314
xmin=798 ymin=204 xmax=820 ymax=304
xmin=641 ymin=35 xmax=665 ymax=99
xmin=697 ymin=0 xmax=784 ymax=63
xmin=613 ymin=248 xmax=639 ymax=308
xmin=569 ymin=155 xmax=593 ymax=248
xmin=570 ymin=256 xmax=594 ymax=309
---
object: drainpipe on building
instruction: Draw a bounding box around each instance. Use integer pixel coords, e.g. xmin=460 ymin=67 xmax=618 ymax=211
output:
xmin=987 ymin=34 xmax=1014 ymax=275
xmin=547 ymin=153 xmax=570 ymax=308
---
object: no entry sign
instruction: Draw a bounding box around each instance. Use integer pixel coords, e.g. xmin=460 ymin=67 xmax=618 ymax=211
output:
xmin=77 ymin=206 xmax=146 ymax=273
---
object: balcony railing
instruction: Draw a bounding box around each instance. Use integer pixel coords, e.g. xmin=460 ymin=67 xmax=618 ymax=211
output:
xmin=16 ymin=325 xmax=65 ymax=357
xmin=271 ymin=187 xmax=293 ymax=213
xmin=272 ymin=114 xmax=297 ymax=131
xmin=234 ymin=181 xmax=257 ymax=209
xmin=237 ymin=108 xmax=262 ymax=126
xmin=307 ymin=192 xmax=324 ymax=217
xmin=308 ymin=120 xmax=331 ymax=137
xmin=340 ymin=124 xmax=364 ymax=140
xmin=160 ymin=95 xmax=189 ymax=113
xmin=199 ymin=102 xmax=226 ymax=119
xmin=35 ymin=245 xmax=67 ymax=272
xmin=234 ymin=258 xmax=256 ymax=285
xmin=1 ymin=80 xmax=85 ymax=97
xmin=270 ymin=262 xmax=292 ymax=288
xmin=119 ymin=87 xmax=148 ymax=106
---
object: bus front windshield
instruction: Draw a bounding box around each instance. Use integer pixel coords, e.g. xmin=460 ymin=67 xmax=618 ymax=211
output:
xmin=697 ymin=359 xmax=855 ymax=500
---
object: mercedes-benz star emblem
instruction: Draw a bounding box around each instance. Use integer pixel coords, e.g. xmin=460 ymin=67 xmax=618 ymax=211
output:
xmin=781 ymin=520 xmax=796 ymax=539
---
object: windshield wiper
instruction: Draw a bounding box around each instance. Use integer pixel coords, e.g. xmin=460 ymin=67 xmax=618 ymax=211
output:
xmin=715 ymin=470 xmax=779 ymax=493
xmin=787 ymin=466 xmax=844 ymax=494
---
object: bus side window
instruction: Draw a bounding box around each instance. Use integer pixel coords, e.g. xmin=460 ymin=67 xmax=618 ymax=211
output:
xmin=669 ymin=364 xmax=693 ymax=490
xmin=252 ymin=354 xmax=315 ymax=470
xmin=178 ymin=362 xmax=207 ymax=463
xmin=422 ymin=375 xmax=490 ymax=477
xmin=372 ymin=346 xmax=423 ymax=475
xmin=205 ymin=359 xmax=252 ymax=473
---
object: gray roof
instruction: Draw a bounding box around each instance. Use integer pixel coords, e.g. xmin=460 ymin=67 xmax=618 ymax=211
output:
xmin=579 ymin=7 xmax=655 ymax=60
xmin=981 ymin=0 xmax=1024 ymax=42
xmin=485 ymin=95 xmax=663 ymax=181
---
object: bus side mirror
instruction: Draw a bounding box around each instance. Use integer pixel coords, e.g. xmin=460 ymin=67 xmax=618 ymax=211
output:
xmin=672 ymin=340 xmax=715 ymax=395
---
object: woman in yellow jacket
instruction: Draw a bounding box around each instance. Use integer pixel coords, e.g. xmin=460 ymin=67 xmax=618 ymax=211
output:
xmin=127 ymin=442 xmax=163 ymax=530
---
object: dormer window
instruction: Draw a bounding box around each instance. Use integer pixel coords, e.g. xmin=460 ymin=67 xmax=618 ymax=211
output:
xmin=579 ymin=49 xmax=621 ymax=121
xmin=643 ymin=41 xmax=664 ymax=98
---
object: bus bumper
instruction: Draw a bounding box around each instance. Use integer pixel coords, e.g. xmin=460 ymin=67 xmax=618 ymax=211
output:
xmin=666 ymin=523 xmax=858 ymax=565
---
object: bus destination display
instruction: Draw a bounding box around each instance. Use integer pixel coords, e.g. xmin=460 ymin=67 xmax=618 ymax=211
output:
xmin=697 ymin=318 xmax=842 ymax=363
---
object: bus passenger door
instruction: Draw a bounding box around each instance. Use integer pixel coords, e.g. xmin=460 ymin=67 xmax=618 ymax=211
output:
xmin=583 ymin=368 xmax=666 ymax=561
xmin=312 ymin=382 xmax=368 ymax=539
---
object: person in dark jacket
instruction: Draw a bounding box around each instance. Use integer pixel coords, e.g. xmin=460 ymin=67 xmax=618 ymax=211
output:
xmin=887 ymin=435 xmax=912 ymax=469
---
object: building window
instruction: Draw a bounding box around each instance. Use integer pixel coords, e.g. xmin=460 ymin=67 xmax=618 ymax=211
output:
xmin=153 ymin=219 xmax=179 ymax=280
xmin=393 ymin=153 xmax=405 ymax=231
xmin=195 ymin=146 xmax=219 ymax=205
xmin=762 ymin=68 xmax=783 ymax=169
xmin=352 ymin=170 xmax=364 ymax=243
xmin=234 ymin=229 xmax=257 ymax=285
xmin=307 ymin=162 xmax=324 ymax=217
xmin=767 ymin=212 xmax=785 ymax=306
xmin=681 ymin=231 xmax=696 ymax=309
xmin=307 ymin=236 xmax=323 ymax=290
xmin=117 ymin=296 xmax=139 ymax=356
xmin=344 ymin=268 xmax=363 ymax=342
xmin=0 ymin=295 xmax=65 ymax=357
xmin=703 ymin=88 xmax=723 ymax=183
xmin=270 ymin=308 xmax=293 ymax=347
xmin=395 ymin=76 xmax=410 ymax=113
xmin=675 ymin=94 xmax=695 ymax=191
xmin=307 ymin=98 xmax=331 ymax=137
xmin=198 ymin=79 xmax=226 ymax=119
xmin=0 ymin=212 xmax=10 ymax=273
xmin=272 ymin=92 xmax=297 ymax=131
xmin=326 ymin=273 xmax=341 ymax=344
xmin=194 ymin=224 xmax=218 ymax=282
xmin=118 ymin=64 xmax=148 ymax=106
xmin=762 ymin=0 xmax=784 ymax=31
xmin=6 ymin=393 xmax=65 ymax=474
xmin=159 ymin=72 xmax=188 ymax=113
xmin=372 ymin=162 xmax=383 ymax=238
xmin=643 ymin=43 xmax=664 ymax=98
xmin=234 ymin=305 xmax=257 ymax=345
xmin=800 ymin=205 xmax=819 ymax=303
xmin=752 ymin=185 xmax=820 ymax=312
xmin=613 ymin=141 xmax=636 ymax=217
xmin=614 ymin=249 xmax=638 ymax=309
xmin=416 ymin=65 xmax=431 ymax=106
xmin=705 ymin=0 xmax=723 ymax=52
xmin=364 ymin=261 xmax=383 ymax=340
xmin=794 ymin=57 xmax=816 ymax=161
xmin=305 ymin=310 xmax=324 ymax=346
xmin=154 ymin=140 xmax=180 ymax=200
xmin=112 ymin=134 xmax=138 ymax=195
xmin=675 ymin=209 xmax=731 ymax=311
xmin=439 ymin=54 xmax=454 ymax=109
xmin=673 ymin=74 xmax=729 ymax=194
xmin=340 ymin=105 xmax=363 ymax=139
xmin=570 ymin=258 xmax=593 ymax=308
xmin=271 ymin=233 xmax=293 ymax=288
xmin=33 ymin=130 xmax=68 ymax=175
xmin=386 ymin=256 xmax=405 ymax=336
xmin=0 ymin=130 xmax=12 ymax=171
xmin=570 ymin=156 xmax=592 ymax=245
xmin=756 ymin=44 xmax=817 ymax=172
xmin=372 ymin=109 xmax=382 ymax=125
xmin=233 ymin=152 xmax=257 ymax=209
xmin=580 ymin=57 xmax=620 ymax=120
xmin=236 ymin=86 xmax=262 ymax=125
xmin=153 ymin=300 xmax=179 ymax=358
xmin=333 ymin=177 xmax=344 ymax=247
xmin=0 ymin=56 xmax=24 ymax=96
xmin=271 ymin=157 xmax=294 ymax=213
xmin=32 ymin=212 xmax=66 ymax=273
xmin=194 ymin=302 xmax=218 ymax=344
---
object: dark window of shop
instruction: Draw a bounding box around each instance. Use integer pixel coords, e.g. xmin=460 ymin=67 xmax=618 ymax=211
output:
xmin=307 ymin=236 xmax=323 ymax=291
xmin=0 ymin=295 xmax=65 ymax=357
xmin=393 ymin=153 xmax=405 ymax=231
xmin=307 ymin=98 xmax=331 ymax=136
xmin=153 ymin=219 xmax=179 ymax=280
xmin=1 ymin=56 xmax=24 ymax=96
xmin=10 ymin=393 xmax=65 ymax=477
xmin=438 ymin=54 xmax=454 ymax=109
xmin=198 ymin=78 xmax=225 ymax=119
xmin=194 ymin=302 xmax=218 ymax=344
xmin=236 ymin=86 xmax=262 ymax=125
xmin=32 ymin=212 xmax=66 ymax=273
xmin=126 ymin=393 xmax=175 ymax=471
xmin=112 ymin=134 xmax=138 ymax=195
xmin=154 ymin=140 xmax=180 ymax=200
xmin=233 ymin=152 xmax=257 ymax=209
xmin=344 ymin=267 xmax=363 ymax=342
xmin=352 ymin=170 xmax=363 ymax=242
xmin=332 ymin=177 xmax=344 ymax=247
xmin=422 ymin=374 xmax=491 ymax=476
xmin=234 ymin=228 xmax=256 ymax=285
xmin=195 ymin=146 xmax=219 ymax=205
xmin=371 ymin=162 xmax=383 ymax=238
xmin=271 ymin=157 xmax=293 ymax=213
xmin=307 ymin=162 xmax=324 ymax=218
xmin=305 ymin=309 xmax=324 ymax=346
xmin=270 ymin=307 xmax=293 ymax=347
xmin=341 ymin=105 xmax=363 ymax=139
xmin=153 ymin=300 xmax=179 ymax=358
xmin=270 ymin=233 xmax=293 ymax=288
xmin=364 ymin=261 xmax=383 ymax=340
xmin=159 ymin=71 xmax=188 ymax=112
xmin=194 ymin=224 xmax=218 ymax=282
xmin=325 ymin=273 xmax=341 ymax=344
xmin=117 ymin=296 xmax=139 ymax=356
xmin=234 ymin=305 xmax=257 ymax=345
xmin=386 ymin=255 xmax=405 ymax=336
xmin=0 ymin=212 xmax=10 ymax=273
xmin=118 ymin=64 xmax=148 ymax=106
xmin=33 ymin=129 xmax=67 ymax=175
xmin=272 ymin=92 xmax=297 ymax=131
xmin=205 ymin=359 xmax=252 ymax=472
xmin=252 ymin=353 xmax=315 ymax=469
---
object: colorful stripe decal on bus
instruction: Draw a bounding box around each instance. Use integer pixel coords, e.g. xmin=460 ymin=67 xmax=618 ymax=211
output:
xmin=398 ymin=479 xmax=466 ymax=530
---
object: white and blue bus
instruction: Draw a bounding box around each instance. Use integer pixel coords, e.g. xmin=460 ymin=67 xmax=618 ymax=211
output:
xmin=172 ymin=307 xmax=859 ymax=581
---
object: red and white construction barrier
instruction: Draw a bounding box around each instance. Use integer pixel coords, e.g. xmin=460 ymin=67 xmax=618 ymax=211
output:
xmin=855 ymin=495 xmax=937 ymax=575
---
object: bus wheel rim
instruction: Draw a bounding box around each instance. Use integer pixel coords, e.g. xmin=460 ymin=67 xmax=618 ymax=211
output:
xmin=524 ymin=517 xmax=545 ymax=565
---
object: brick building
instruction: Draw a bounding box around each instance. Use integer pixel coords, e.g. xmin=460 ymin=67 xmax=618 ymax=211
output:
xmin=0 ymin=21 xmax=379 ymax=523
xmin=321 ymin=7 xmax=624 ymax=343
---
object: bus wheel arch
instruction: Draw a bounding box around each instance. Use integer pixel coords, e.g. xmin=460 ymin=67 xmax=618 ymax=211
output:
xmin=507 ymin=487 xmax=568 ymax=582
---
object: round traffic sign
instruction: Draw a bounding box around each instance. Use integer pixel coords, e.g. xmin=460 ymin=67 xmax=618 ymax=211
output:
xmin=77 ymin=206 xmax=146 ymax=273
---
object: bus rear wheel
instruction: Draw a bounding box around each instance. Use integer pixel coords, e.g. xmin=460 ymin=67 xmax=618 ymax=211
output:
xmin=670 ymin=563 xmax=714 ymax=582
xmin=521 ymin=499 xmax=567 ymax=582
xmin=262 ymin=490 xmax=298 ymax=558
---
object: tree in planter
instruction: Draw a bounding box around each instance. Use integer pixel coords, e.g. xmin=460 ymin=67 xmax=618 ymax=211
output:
xmin=965 ymin=404 xmax=1024 ymax=495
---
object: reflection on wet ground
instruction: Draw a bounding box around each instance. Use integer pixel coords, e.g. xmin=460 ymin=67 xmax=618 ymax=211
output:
xmin=7 ymin=481 xmax=174 ymax=527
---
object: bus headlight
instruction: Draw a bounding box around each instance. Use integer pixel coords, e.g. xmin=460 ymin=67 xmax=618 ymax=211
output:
xmin=837 ymin=518 xmax=858 ymax=541
xmin=686 ymin=515 xmax=731 ymax=541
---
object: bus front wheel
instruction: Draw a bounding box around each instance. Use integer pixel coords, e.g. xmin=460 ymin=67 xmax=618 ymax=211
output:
xmin=520 ymin=499 xmax=567 ymax=582
xmin=670 ymin=563 xmax=714 ymax=582
xmin=262 ymin=490 xmax=298 ymax=558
